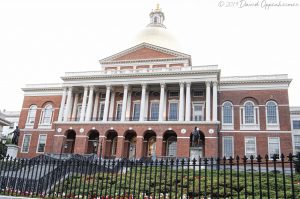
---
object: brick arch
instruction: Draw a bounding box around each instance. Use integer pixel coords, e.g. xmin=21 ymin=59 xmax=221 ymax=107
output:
xmin=240 ymin=97 xmax=259 ymax=105
xmin=221 ymin=100 xmax=234 ymax=106
xmin=87 ymin=129 xmax=100 ymax=154
xmin=142 ymin=130 xmax=157 ymax=158
xmin=264 ymin=99 xmax=279 ymax=105
xmin=64 ymin=129 xmax=76 ymax=154
xmin=41 ymin=101 xmax=54 ymax=108
xmin=162 ymin=130 xmax=177 ymax=157
xmin=104 ymin=130 xmax=118 ymax=158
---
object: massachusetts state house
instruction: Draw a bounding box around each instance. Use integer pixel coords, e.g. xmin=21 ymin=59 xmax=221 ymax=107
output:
xmin=17 ymin=6 xmax=293 ymax=159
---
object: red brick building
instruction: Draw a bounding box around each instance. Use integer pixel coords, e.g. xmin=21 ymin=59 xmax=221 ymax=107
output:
xmin=17 ymin=6 xmax=293 ymax=159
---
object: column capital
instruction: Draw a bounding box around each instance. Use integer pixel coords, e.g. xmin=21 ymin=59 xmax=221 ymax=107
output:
xmin=67 ymin=86 xmax=73 ymax=92
xmin=141 ymin=83 xmax=147 ymax=89
xmin=179 ymin=82 xmax=185 ymax=87
xmin=106 ymin=84 xmax=111 ymax=90
xmin=123 ymin=84 xmax=129 ymax=90
xmin=62 ymin=87 xmax=68 ymax=92
xmin=212 ymin=81 xmax=218 ymax=87
xmin=83 ymin=85 xmax=89 ymax=90
xmin=88 ymin=85 xmax=95 ymax=90
xmin=186 ymin=82 xmax=191 ymax=87
xmin=205 ymin=81 xmax=211 ymax=87
xmin=160 ymin=82 xmax=166 ymax=88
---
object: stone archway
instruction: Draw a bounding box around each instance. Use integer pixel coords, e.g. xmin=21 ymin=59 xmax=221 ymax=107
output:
xmin=64 ymin=130 xmax=76 ymax=154
xmin=143 ymin=130 xmax=157 ymax=159
xmin=105 ymin=130 xmax=118 ymax=158
xmin=124 ymin=130 xmax=137 ymax=160
xmin=163 ymin=130 xmax=177 ymax=157
xmin=87 ymin=130 xmax=100 ymax=154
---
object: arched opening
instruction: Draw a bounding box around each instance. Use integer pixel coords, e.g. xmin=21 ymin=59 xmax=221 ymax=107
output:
xmin=65 ymin=130 xmax=76 ymax=154
xmin=87 ymin=130 xmax=100 ymax=154
xmin=190 ymin=127 xmax=205 ymax=159
xmin=163 ymin=130 xmax=177 ymax=157
xmin=124 ymin=130 xmax=137 ymax=160
xmin=105 ymin=130 xmax=118 ymax=158
xmin=143 ymin=130 xmax=157 ymax=159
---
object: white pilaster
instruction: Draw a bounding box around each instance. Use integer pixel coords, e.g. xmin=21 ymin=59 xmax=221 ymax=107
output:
xmin=58 ymin=87 xmax=67 ymax=122
xmin=121 ymin=85 xmax=129 ymax=122
xmin=144 ymin=91 xmax=149 ymax=120
xmin=206 ymin=81 xmax=211 ymax=121
xmin=63 ymin=87 xmax=73 ymax=122
xmin=213 ymin=81 xmax=218 ymax=121
xmin=71 ymin=93 xmax=79 ymax=121
xmin=179 ymin=82 xmax=185 ymax=121
xmin=126 ymin=90 xmax=132 ymax=119
xmin=85 ymin=86 xmax=95 ymax=121
xmin=103 ymin=85 xmax=111 ymax=122
xmin=139 ymin=84 xmax=147 ymax=121
xmin=92 ymin=92 xmax=100 ymax=121
xmin=159 ymin=83 xmax=166 ymax=121
xmin=108 ymin=90 xmax=115 ymax=120
xmin=185 ymin=82 xmax=191 ymax=121
xmin=80 ymin=86 xmax=89 ymax=122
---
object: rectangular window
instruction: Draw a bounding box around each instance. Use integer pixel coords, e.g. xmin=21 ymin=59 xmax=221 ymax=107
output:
xmin=100 ymin=93 xmax=106 ymax=99
xmin=21 ymin=134 xmax=31 ymax=153
xmin=193 ymin=90 xmax=204 ymax=97
xmin=132 ymin=103 xmax=141 ymax=121
xmin=294 ymin=135 xmax=300 ymax=154
xmin=223 ymin=136 xmax=234 ymax=158
xmin=98 ymin=103 xmax=105 ymax=120
xmin=268 ymin=137 xmax=280 ymax=159
xmin=293 ymin=120 xmax=300 ymax=129
xmin=193 ymin=103 xmax=203 ymax=121
xmin=168 ymin=102 xmax=179 ymax=121
xmin=76 ymin=105 xmax=82 ymax=121
xmin=169 ymin=91 xmax=179 ymax=97
xmin=150 ymin=102 xmax=159 ymax=121
xmin=245 ymin=137 xmax=256 ymax=158
xmin=116 ymin=103 xmax=122 ymax=121
xmin=37 ymin=135 xmax=47 ymax=153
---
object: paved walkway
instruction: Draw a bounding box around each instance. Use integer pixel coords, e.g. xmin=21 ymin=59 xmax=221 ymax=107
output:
xmin=0 ymin=196 xmax=38 ymax=199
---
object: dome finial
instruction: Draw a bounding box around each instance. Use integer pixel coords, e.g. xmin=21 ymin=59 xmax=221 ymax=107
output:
xmin=156 ymin=3 xmax=160 ymax=11
xmin=148 ymin=4 xmax=165 ymax=28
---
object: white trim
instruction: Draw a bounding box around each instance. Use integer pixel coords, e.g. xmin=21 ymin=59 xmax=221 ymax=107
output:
xmin=267 ymin=137 xmax=281 ymax=159
xmin=221 ymin=101 xmax=234 ymax=130
xmin=98 ymin=102 xmax=105 ymax=121
xmin=168 ymin=100 xmax=179 ymax=121
xmin=150 ymin=101 xmax=160 ymax=121
xmin=192 ymin=101 xmax=205 ymax=121
xmin=132 ymin=101 xmax=141 ymax=121
xmin=21 ymin=134 xmax=31 ymax=153
xmin=222 ymin=136 xmax=234 ymax=158
xmin=36 ymin=134 xmax=47 ymax=154
xmin=240 ymin=101 xmax=260 ymax=130
xmin=53 ymin=135 xmax=67 ymax=137
xmin=244 ymin=136 xmax=257 ymax=158
xmin=115 ymin=101 xmax=122 ymax=121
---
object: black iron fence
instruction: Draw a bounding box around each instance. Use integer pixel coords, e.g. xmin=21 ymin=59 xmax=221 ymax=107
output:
xmin=0 ymin=154 xmax=300 ymax=198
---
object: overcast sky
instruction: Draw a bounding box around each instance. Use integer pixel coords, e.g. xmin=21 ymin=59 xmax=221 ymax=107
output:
xmin=0 ymin=0 xmax=299 ymax=111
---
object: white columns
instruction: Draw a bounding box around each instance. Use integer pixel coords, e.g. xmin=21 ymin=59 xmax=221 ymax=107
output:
xmin=63 ymin=87 xmax=73 ymax=122
xmin=103 ymin=85 xmax=111 ymax=122
xmin=126 ymin=90 xmax=132 ymax=119
xmin=71 ymin=93 xmax=79 ymax=121
xmin=85 ymin=86 xmax=94 ymax=121
xmin=80 ymin=86 xmax=89 ymax=122
xmin=139 ymin=84 xmax=147 ymax=121
xmin=206 ymin=81 xmax=211 ymax=121
xmin=185 ymin=82 xmax=191 ymax=121
xmin=108 ymin=90 xmax=115 ymax=120
xmin=121 ymin=84 xmax=129 ymax=122
xmin=213 ymin=81 xmax=218 ymax=121
xmin=92 ymin=92 xmax=100 ymax=121
xmin=179 ymin=82 xmax=185 ymax=121
xmin=159 ymin=83 xmax=166 ymax=121
xmin=58 ymin=87 xmax=67 ymax=122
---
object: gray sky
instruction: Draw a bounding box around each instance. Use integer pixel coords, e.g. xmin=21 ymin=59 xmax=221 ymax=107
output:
xmin=0 ymin=0 xmax=299 ymax=111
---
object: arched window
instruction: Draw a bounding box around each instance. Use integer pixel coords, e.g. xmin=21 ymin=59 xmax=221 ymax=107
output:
xmin=266 ymin=101 xmax=278 ymax=124
xmin=40 ymin=104 xmax=53 ymax=125
xmin=26 ymin=105 xmax=37 ymax=125
xmin=244 ymin=101 xmax=255 ymax=124
xmin=240 ymin=100 xmax=260 ymax=130
xmin=222 ymin=101 xmax=233 ymax=124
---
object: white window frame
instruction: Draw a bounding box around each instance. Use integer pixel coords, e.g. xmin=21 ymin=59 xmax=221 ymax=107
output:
xmin=244 ymin=137 xmax=257 ymax=158
xmin=222 ymin=101 xmax=234 ymax=130
xmin=132 ymin=101 xmax=141 ymax=121
xmin=115 ymin=101 xmax=122 ymax=121
xmin=98 ymin=102 xmax=105 ymax=121
xmin=168 ymin=100 xmax=179 ymax=121
xmin=21 ymin=134 xmax=31 ymax=153
xmin=169 ymin=91 xmax=179 ymax=98
xmin=222 ymin=136 xmax=234 ymax=158
xmin=240 ymin=101 xmax=260 ymax=130
xmin=268 ymin=137 xmax=281 ymax=159
xmin=192 ymin=101 xmax=205 ymax=121
xmin=36 ymin=134 xmax=47 ymax=153
xmin=38 ymin=104 xmax=53 ymax=129
xmin=25 ymin=105 xmax=37 ymax=128
xmin=150 ymin=100 xmax=160 ymax=121
xmin=265 ymin=101 xmax=280 ymax=130
xmin=294 ymin=135 xmax=300 ymax=154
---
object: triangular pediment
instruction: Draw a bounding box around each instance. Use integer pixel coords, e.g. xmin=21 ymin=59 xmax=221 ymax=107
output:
xmin=100 ymin=43 xmax=191 ymax=64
